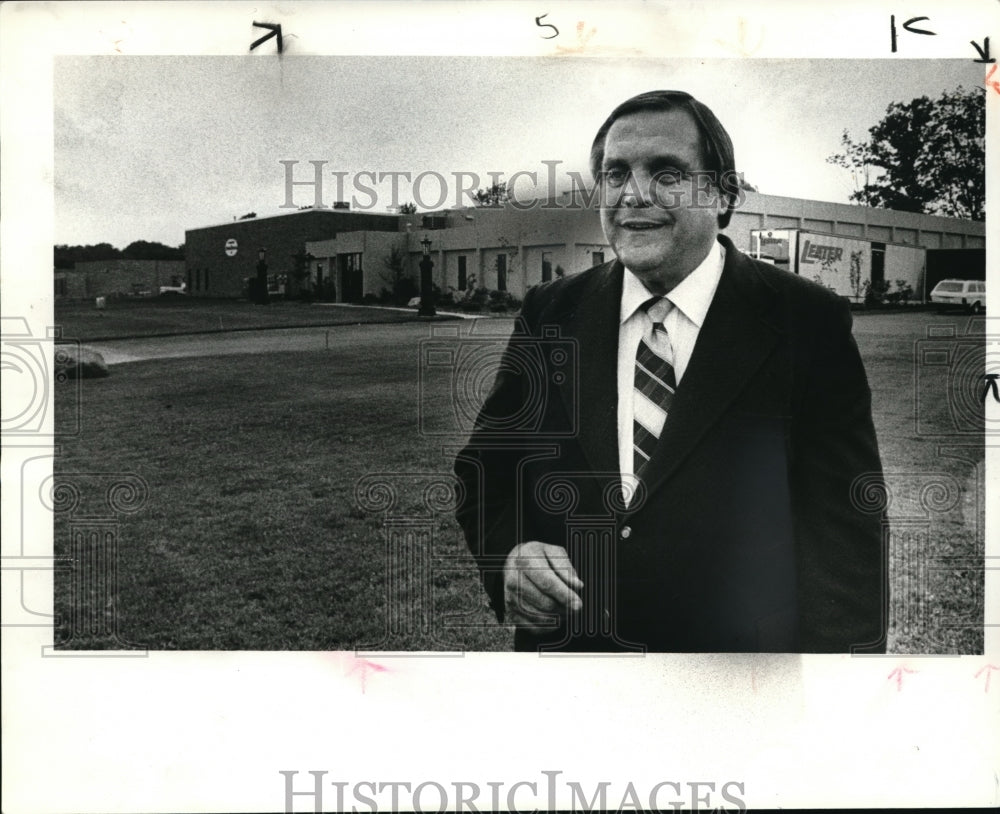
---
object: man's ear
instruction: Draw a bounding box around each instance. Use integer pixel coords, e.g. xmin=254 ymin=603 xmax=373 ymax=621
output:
xmin=709 ymin=185 xmax=729 ymax=228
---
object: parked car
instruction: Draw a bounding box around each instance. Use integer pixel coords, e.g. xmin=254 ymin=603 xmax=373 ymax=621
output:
xmin=158 ymin=281 xmax=188 ymax=295
xmin=930 ymin=279 xmax=985 ymax=314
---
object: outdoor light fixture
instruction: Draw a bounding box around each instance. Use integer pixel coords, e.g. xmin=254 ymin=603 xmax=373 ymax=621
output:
xmin=255 ymin=247 xmax=269 ymax=305
xmin=418 ymin=237 xmax=435 ymax=317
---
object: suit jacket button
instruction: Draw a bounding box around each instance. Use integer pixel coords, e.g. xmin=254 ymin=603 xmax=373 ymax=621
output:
xmin=620 ymin=525 xmax=631 ymax=540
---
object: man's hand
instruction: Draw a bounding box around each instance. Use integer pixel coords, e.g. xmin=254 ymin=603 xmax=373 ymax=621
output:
xmin=503 ymin=541 xmax=584 ymax=632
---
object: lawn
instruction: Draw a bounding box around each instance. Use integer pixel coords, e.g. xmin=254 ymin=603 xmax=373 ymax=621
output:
xmin=54 ymin=296 xmax=448 ymax=341
xmin=52 ymin=311 xmax=985 ymax=653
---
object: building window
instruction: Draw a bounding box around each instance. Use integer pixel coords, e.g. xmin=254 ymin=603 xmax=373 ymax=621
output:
xmin=458 ymin=256 xmax=467 ymax=290
xmin=55 ymin=277 xmax=67 ymax=297
xmin=592 ymin=251 xmax=605 ymax=266
xmin=204 ymin=269 xmax=210 ymax=291
xmin=542 ymin=251 xmax=553 ymax=282
xmin=195 ymin=268 xmax=201 ymax=290
xmin=496 ymin=254 xmax=507 ymax=292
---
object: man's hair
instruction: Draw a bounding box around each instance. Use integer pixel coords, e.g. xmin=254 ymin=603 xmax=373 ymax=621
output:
xmin=590 ymin=90 xmax=740 ymax=229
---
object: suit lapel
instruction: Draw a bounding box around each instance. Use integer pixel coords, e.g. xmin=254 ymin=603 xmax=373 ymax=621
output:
xmin=556 ymin=261 xmax=622 ymax=477
xmin=634 ymin=242 xmax=781 ymax=507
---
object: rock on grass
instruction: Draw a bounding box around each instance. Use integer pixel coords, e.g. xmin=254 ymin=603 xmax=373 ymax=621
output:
xmin=55 ymin=345 xmax=110 ymax=379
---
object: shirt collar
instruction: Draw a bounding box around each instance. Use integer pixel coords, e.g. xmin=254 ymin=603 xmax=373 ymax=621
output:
xmin=619 ymin=240 xmax=726 ymax=327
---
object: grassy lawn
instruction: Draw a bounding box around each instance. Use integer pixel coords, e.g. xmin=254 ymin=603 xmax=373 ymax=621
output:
xmin=52 ymin=312 xmax=984 ymax=653
xmin=54 ymin=297 xmax=448 ymax=341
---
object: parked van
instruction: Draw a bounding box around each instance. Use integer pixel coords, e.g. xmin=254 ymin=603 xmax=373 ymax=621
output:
xmin=929 ymin=279 xmax=985 ymax=314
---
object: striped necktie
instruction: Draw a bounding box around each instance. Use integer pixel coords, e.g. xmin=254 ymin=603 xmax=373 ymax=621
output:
xmin=633 ymin=297 xmax=675 ymax=479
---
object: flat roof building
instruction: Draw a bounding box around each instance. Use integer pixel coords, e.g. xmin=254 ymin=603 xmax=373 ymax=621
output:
xmin=183 ymin=208 xmax=410 ymax=298
xmin=306 ymin=192 xmax=985 ymax=304
xmin=184 ymin=193 xmax=985 ymax=303
xmin=65 ymin=259 xmax=186 ymax=300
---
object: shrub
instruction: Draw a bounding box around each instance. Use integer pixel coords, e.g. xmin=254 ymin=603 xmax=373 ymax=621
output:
xmin=391 ymin=276 xmax=419 ymax=306
xmin=894 ymin=279 xmax=914 ymax=305
xmin=863 ymin=279 xmax=890 ymax=307
xmin=487 ymin=290 xmax=523 ymax=312
xmin=469 ymin=286 xmax=491 ymax=307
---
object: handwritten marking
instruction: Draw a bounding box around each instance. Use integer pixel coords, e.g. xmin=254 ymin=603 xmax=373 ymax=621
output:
xmin=987 ymin=64 xmax=1000 ymax=96
xmin=983 ymin=374 xmax=999 ymax=403
xmin=555 ymin=21 xmax=597 ymax=54
xmin=535 ymin=13 xmax=559 ymax=40
xmin=346 ymin=655 xmax=389 ymax=694
xmin=890 ymin=15 xmax=936 ymax=53
xmin=971 ymin=37 xmax=995 ymax=63
xmin=903 ymin=16 xmax=936 ymax=36
xmin=99 ymin=20 xmax=131 ymax=54
xmin=716 ymin=17 xmax=764 ymax=58
xmin=888 ymin=665 xmax=916 ymax=691
xmin=975 ymin=663 xmax=998 ymax=692
xmin=250 ymin=21 xmax=283 ymax=54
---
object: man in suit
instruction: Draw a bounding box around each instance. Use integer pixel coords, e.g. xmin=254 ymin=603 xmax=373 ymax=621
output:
xmin=454 ymin=90 xmax=887 ymax=653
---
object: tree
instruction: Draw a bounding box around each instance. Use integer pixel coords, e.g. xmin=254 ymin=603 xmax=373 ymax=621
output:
xmin=398 ymin=202 xmax=418 ymax=214
xmin=122 ymin=240 xmax=184 ymax=261
xmin=54 ymin=241 xmax=183 ymax=268
xmin=737 ymin=175 xmax=759 ymax=193
xmin=54 ymin=243 xmax=120 ymax=268
xmin=472 ymin=180 xmax=511 ymax=208
xmin=239 ymin=211 xmax=257 ymax=220
xmin=380 ymin=246 xmax=417 ymax=305
xmin=827 ymin=86 xmax=984 ymax=221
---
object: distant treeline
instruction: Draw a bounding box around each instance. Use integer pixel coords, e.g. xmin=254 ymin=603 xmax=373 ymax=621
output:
xmin=55 ymin=240 xmax=185 ymax=269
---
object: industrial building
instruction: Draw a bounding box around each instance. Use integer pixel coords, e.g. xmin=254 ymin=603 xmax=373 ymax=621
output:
xmin=179 ymin=192 xmax=985 ymax=304
xmin=183 ymin=208 xmax=407 ymax=299
xmin=56 ymin=259 xmax=186 ymax=301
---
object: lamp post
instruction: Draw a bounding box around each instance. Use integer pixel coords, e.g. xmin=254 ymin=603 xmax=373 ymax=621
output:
xmin=418 ymin=236 xmax=436 ymax=317
xmin=256 ymin=247 xmax=269 ymax=305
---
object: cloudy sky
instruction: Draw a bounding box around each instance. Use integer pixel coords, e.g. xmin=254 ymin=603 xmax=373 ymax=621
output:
xmin=54 ymin=56 xmax=984 ymax=248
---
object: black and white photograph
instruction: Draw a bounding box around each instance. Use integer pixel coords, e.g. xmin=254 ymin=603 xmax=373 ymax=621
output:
xmin=44 ymin=54 xmax=990 ymax=655
xmin=3 ymin=2 xmax=998 ymax=812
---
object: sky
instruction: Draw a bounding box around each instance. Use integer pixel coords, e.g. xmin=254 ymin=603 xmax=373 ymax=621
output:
xmin=54 ymin=56 xmax=985 ymax=248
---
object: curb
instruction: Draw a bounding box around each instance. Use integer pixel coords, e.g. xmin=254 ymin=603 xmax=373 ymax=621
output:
xmin=54 ymin=313 xmax=464 ymax=344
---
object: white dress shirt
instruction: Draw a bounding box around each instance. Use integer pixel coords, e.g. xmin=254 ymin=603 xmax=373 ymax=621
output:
xmin=616 ymin=241 xmax=726 ymax=498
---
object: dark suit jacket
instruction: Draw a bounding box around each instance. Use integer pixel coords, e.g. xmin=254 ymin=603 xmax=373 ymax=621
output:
xmin=454 ymin=235 xmax=888 ymax=653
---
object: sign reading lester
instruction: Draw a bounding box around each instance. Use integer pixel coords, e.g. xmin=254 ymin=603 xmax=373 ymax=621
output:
xmin=800 ymin=239 xmax=843 ymax=265
xmin=225 ymin=238 xmax=238 ymax=257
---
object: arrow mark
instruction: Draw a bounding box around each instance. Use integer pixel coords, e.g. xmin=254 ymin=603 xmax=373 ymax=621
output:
xmin=971 ymin=37 xmax=995 ymax=64
xmin=250 ymin=21 xmax=283 ymax=54
xmin=983 ymin=374 xmax=999 ymax=403
xmin=975 ymin=663 xmax=998 ymax=692
xmin=888 ymin=665 xmax=916 ymax=691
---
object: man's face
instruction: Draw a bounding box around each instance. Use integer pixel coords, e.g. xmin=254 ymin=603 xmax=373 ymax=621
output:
xmin=598 ymin=107 xmax=725 ymax=294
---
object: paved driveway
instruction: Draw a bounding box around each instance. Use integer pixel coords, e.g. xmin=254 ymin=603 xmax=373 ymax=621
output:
xmin=85 ymin=319 xmax=519 ymax=365
xmin=87 ymin=309 xmax=990 ymax=366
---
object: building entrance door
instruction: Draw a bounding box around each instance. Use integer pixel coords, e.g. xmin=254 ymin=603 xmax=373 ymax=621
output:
xmin=871 ymin=243 xmax=886 ymax=290
xmin=338 ymin=253 xmax=364 ymax=303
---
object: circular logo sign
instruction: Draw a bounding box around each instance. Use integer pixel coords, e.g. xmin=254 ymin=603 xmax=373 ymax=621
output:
xmin=225 ymin=238 xmax=238 ymax=257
